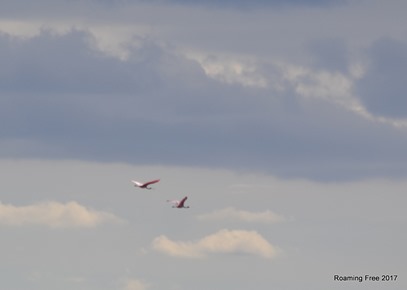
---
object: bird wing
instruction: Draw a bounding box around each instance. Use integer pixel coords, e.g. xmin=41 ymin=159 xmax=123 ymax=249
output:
xmin=144 ymin=179 xmax=160 ymax=186
xmin=178 ymin=196 xmax=188 ymax=207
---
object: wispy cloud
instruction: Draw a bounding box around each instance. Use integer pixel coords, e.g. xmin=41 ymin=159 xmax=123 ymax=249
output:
xmin=152 ymin=229 xmax=278 ymax=259
xmin=197 ymin=207 xmax=286 ymax=223
xmin=0 ymin=200 xmax=124 ymax=228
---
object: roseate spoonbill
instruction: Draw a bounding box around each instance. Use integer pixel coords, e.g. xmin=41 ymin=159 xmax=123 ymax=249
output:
xmin=167 ymin=196 xmax=190 ymax=208
xmin=131 ymin=179 xmax=160 ymax=189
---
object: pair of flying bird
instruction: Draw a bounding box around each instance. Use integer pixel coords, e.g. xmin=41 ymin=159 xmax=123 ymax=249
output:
xmin=131 ymin=179 xmax=189 ymax=208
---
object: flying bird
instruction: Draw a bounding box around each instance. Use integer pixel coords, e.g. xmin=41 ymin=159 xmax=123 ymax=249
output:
xmin=167 ymin=196 xmax=190 ymax=208
xmin=131 ymin=179 xmax=160 ymax=190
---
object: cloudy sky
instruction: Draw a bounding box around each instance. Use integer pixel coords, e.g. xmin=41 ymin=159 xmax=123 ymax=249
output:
xmin=1 ymin=0 xmax=406 ymax=289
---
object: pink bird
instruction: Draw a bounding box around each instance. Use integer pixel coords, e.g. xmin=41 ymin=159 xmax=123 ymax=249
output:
xmin=131 ymin=179 xmax=160 ymax=190
xmin=167 ymin=196 xmax=190 ymax=208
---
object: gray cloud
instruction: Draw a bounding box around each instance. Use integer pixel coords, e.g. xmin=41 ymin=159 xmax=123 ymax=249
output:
xmin=2 ymin=30 xmax=407 ymax=181
xmin=356 ymin=38 xmax=407 ymax=118
xmin=306 ymin=37 xmax=350 ymax=73
xmin=0 ymin=30 xmax=164 ymax=95
xmin=0 ymin=0 xmax=346 ymax=23
xmin=147 ymin=0 xmax=348 ymax=9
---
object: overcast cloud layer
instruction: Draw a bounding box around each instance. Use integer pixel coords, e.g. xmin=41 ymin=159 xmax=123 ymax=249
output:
xmin=1 ymin=0 xmax=407 ymax=181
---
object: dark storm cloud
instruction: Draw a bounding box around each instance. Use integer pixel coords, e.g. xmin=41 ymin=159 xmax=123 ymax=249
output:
xmin=2 ymin=30 xmax=407 ymax=181
xmin=356 ymin=38 xmax=407 ymax=118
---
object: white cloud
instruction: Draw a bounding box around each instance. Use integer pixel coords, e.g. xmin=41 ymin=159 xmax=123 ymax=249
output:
xmin=278 ymin=62 xmax=407 ymax=127
xmin=189 ymin=51 xmax=404 ymax=129
xmin=279 ymin=62 xmax=357 ymax=104
xmin=197 ymin=207 xmax=286 ymax=223
xmin=0 ymin=200 xmax=124 ymax=228
xmin=187 ymin=53 xmax=268 ymax=88
xmin=187 ymin=46 xmax=407 ymax=129
xmin=152 ymin=229 xmax=278 ymax=259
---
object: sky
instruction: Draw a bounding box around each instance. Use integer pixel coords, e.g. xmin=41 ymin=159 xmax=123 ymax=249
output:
xmin=0 ymin=0 xmax=406 ymax=289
